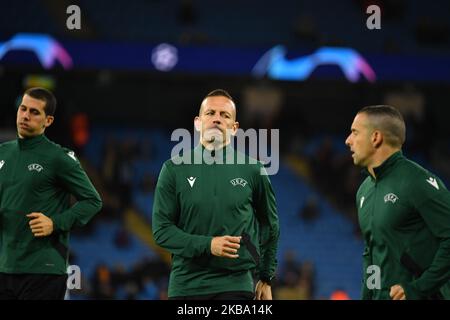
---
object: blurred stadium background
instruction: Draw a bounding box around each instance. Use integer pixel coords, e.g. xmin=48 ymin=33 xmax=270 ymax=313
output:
xmin=1 ymin=0 xmax=450 ymax=300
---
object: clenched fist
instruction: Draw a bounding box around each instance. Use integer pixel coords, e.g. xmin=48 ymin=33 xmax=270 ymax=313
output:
xmin=27 ymin=212 xmax=54 ymax=237
xmin=390 ymin=284 xmax=406 ymax=300
xmin=211 ymin=235 xmax=241 ymax=258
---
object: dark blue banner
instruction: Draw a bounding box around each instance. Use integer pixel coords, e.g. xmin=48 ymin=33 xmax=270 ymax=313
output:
xmin=1 ymin=33 xmax=450 ymax=83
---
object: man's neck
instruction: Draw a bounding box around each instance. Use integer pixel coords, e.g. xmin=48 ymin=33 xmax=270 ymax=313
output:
xmin=367 ymin=146 xmax=400 ymax=178
xmin=18 ymin=133 xmax=41 ymax=139
xmin=201 ymin=139 xmax=230 ymax=150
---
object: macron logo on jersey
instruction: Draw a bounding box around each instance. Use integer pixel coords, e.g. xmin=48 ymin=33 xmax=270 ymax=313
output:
xmin=426 ymin=177 xmax=439 ymax=190
xmin=0 ymin=160 xmax=4 ymax=170
xmin=187 ymin=176 xmax=196 ymax=188
xmin=28 ymin=163 xmax=43 ymax=172
xmin=360 ymin=196 xmax=365 ymax=208
xmin=67 ymin=151 xmax=77 ymax=161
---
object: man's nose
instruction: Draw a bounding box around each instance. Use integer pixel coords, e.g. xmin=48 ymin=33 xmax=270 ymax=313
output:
xmin=212 ymin=116 xmax=222 ymax=125
xmin=345 ymin=136 xmax=351 ymax=146
xmin=21 ymin=110 xmax=30 ymax=120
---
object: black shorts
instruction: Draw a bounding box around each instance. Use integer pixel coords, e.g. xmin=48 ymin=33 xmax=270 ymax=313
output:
xmin=0 ymin=273 xmax=68 ymax=300
xmin=169 ymin=291 xmax=254 ymax=300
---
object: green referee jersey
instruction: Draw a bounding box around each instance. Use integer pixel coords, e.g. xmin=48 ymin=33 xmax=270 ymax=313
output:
xmin=152 ymin=144 xmax=280 ymax=297
xmin=0 ymin=134 xmax=102 ymax=274
xmin=357 ymin=151 xmax=450 ymax=299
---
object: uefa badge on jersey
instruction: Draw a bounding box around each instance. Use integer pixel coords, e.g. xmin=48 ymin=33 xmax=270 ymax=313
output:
xmin=384 ymin=193 xmax=398 ymax=204
xmin=230 ymin=178 xmax=248 ymax=187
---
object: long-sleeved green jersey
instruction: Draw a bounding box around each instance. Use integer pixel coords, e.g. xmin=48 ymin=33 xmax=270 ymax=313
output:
xmin=152 ymin=145 xmax=280 ymax=297
xmin=0 ymin=134 xmax=102 ymax=275
xmin=357 ymin=151 xmax=450 ymax=299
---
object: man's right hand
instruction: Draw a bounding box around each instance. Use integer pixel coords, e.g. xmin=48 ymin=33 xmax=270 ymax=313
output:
xmin=211 ymin=235 xmax=241 ymax=258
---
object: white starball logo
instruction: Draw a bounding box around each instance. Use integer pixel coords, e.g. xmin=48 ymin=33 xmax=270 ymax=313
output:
xmin=151 ymin=43 xmax=178 ymax=71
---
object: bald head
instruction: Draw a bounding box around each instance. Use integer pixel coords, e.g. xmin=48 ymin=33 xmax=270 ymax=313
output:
xmin=357 ymin=105 xmax=406 ymax=148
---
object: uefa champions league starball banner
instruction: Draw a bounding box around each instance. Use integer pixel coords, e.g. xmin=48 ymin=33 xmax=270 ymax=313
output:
xmin=1 ymin=33 xmax=450 ymax=83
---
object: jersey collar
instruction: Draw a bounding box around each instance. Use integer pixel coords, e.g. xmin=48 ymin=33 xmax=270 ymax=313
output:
xmin=194 ymin=143 xmax=235 ymax=163
xmin=17 ymin=134 xmax=47 ymax=150
xmin=370 ymin=150 xmax=404 ymax=180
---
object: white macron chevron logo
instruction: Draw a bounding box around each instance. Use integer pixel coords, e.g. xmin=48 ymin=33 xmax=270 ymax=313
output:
xmin=187 ymin=176 xmax=196 ymax=188
xmin=67 ymin=151 xmax=77 ymax=161
xmin=426 ymin=177 xmax=439 ymax=190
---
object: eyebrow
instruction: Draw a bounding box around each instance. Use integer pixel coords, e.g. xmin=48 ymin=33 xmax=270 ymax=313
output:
xmin=20 ymin=105 xmax=41 ymax=113
xmin=204 ymin=108 xmax=231 ymax=116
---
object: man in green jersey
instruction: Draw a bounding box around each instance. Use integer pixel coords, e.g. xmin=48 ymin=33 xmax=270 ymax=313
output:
xmin=0 ymin=87 xmax=102 ymax=299
xmin=345 ymin=105 xmax=450 ymax=300
xmin=152 ymin=89 xmax=280 ymax=300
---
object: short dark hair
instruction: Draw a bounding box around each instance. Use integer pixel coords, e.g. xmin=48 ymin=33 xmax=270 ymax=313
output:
xmin=358 ymin=105 xmax=406 ymax=147
xmin=24 ymin=87 xmax=57 ymax=116
xmin=199 ymin=89 xmax=236 ymax=117
xmin=204 ymin=89 xmax=234 ymax=101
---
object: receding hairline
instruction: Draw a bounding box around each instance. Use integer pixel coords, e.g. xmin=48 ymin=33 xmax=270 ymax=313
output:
xmin=198 ymin=95 xmax=236 ymax=117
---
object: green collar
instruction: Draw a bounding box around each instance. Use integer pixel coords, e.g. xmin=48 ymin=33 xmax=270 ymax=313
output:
xmin=17 ymin=134 xmax=47 ymax=150
xmin=366 ymin=150 xmax=404 ymax=180
xmin=194 ymin=143 xmax=235 ymax=163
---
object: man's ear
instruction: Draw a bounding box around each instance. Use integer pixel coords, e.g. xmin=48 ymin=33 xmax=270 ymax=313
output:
xmin=230 ymin=121 xmax=239 ymax=136
xmin=194 ymin=116 xmax=201 ymax=132
xmin=45 ymin=116 xmax=54 ymax=128
xmin=372 ymin=130 xmax=383 ymax=148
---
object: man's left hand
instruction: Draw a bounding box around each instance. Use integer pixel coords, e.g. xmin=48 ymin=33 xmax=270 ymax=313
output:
xmin=255 ymin=280 xmax=272 ymax=300
xmin=27 ymin=212 xmax=54 ymax=237
xmin=390 ymin=284 xmax=406 ymax=300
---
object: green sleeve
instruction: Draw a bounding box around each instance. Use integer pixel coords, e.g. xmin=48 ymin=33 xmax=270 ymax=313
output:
xmin=404 ymin=175 xmax=450 ymax=299
xmin=361 ymin=244 xmax=372 ymax=300
xmin=152 ymin=161 xmax=212 ymax=258
xmin=356 ymin=189 xmax=373 ymax=300
xmin=254 ymin=164 xmax=280 ymax=282
xmin=52 ymin=151 xmax=102 ymax=232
